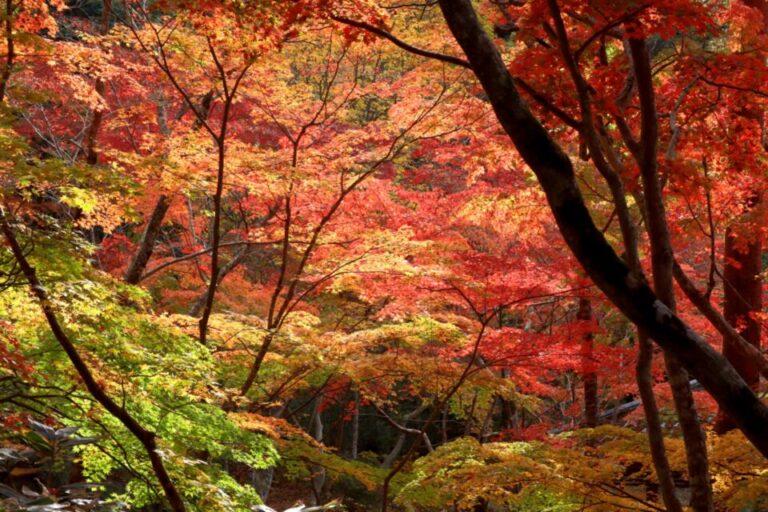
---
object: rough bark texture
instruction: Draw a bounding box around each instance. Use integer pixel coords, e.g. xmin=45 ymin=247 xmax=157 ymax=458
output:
xmin=437 ymin=0 xmax=768 ymax=459
xmin=123 ymin=194 xmax=170 ymax=284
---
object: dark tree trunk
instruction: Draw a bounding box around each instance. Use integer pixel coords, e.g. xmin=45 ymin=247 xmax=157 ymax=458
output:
xmin=636 ymin=329 xmax=683 ymax=512
xmin=715 ymin=0 xmax=765 ymax=433
xmin=626 ymin=36 xmax=713 ymax=512
xmin=1 ymin=212 xmax=186 ymax=512
xmin=578 ymin=298 xmax=598 ymax=427
xmin=716 ymin=227 xmax=762 ymax=433
xmin=124 ymin=195 xmax=170 ymax=284
xmin=351 ymin=390 xmax=360 ymax=459
xmin=436 ymin=0 xmax=768 ymax=459
xmin=82 ymin=0 xmax=111 ymax=165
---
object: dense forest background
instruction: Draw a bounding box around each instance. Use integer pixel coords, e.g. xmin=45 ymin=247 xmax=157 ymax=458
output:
xmin=1 ymin=0 xmax=768 ymax=510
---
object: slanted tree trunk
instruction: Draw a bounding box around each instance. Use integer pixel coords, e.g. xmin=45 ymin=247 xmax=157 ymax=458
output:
xmin=716 ymin=226 xmax=762 ymax=433
xmin=252 ymin=468 xmax=275 ymax=504
xmin=379 ymin=404 xmax=428 ymax=468
xmin=0 ymin=211 xmax=187 ymax=512
xmin=436 ymin=0 xmax=768 ymax=460
xmin=124 ymin=195 xmax=170 ymax=284
xmin=82 ymin=0 xmax=111 ymax=165
xmin=381 ymin=433 xmax=406 ymax=469
xmin=187 ymin=246 xmax=249 ymax=316
xmin=124 ymin=88 xmax=220 ymax=287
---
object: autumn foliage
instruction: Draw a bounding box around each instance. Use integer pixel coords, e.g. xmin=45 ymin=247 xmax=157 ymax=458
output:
xmin=0 ymin=1 xmax=767 ymax=511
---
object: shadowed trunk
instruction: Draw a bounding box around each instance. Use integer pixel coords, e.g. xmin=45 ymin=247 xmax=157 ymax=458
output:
xmin=436 ymin=0 xmax=768 ymax=459
xmin=351 ymin=390 xmax=360 ymax=460
xmin=82 ymin=0 xmax=111 ymax=165
xmin=715 ymin=0 xmax=765 ymax=434
xmin=578 ymin=298 xmax=598 ymax=427
xmin=124 ymin=195 xmax=170 ymax=284
xmin=716 ymin=226 xmax=762 ymax=433
xmin=309 ymin=397 xmax=326 ymax=506
xmin=628 ymin=37 xmax=713 ymax=512
xmin=636 ymin=329 xmax=683 ymax=512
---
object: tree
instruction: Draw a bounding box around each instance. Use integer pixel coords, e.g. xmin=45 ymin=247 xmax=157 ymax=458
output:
xmin=2 ymin=0 xmax=768 ymax=510
xmin=431 ymin=0 xmax=768 ymax=455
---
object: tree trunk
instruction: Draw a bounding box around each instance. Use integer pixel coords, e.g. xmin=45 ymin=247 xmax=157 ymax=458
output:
xmin=1 ymin=211 xmax=186 ymax=512
xmin=436 ymin=0 xmax=768 ymax=459
xmin=187 ymin=246 xmax=248 ymax=316
xmin=81 ymin=0 xmax=111 ymax=165
xmin=714 ymin=0 xmax=766 ymax=433
xmin=578 ymin=298 xmax=598 ymax=427
xmin=381 ymin=433 xmax=406 ymax=469
xmin=124 ymin=195 xmax=170 ymax=284
xmin=664 ymin=353 xmax=712 ymax=509
xmin=629 ymin=37 xmax=713 ymax=512
xmin=716 ymin=227 xmax=762 ymax=433
xmin=310 ymin=397 xmax=326 ymax=506
xmin=351 ymin=390 xmax=360 ymax=460
xmin=636 ymin=329 xmax=683 ymax=512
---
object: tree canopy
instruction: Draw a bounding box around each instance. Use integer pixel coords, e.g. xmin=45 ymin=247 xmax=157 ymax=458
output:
xmin=1 ymin=1 xmax=767 ymax=511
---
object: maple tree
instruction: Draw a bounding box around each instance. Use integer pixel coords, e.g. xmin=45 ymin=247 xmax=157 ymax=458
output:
xmin=1 ymin=0 xmax=767 ymax=511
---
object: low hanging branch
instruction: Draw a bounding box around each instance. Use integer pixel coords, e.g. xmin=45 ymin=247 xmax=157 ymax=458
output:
xmin=379 ymin=315 xmax=493 ymax=512
xmin=0 ymin=209 xmax=187 ymax=512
